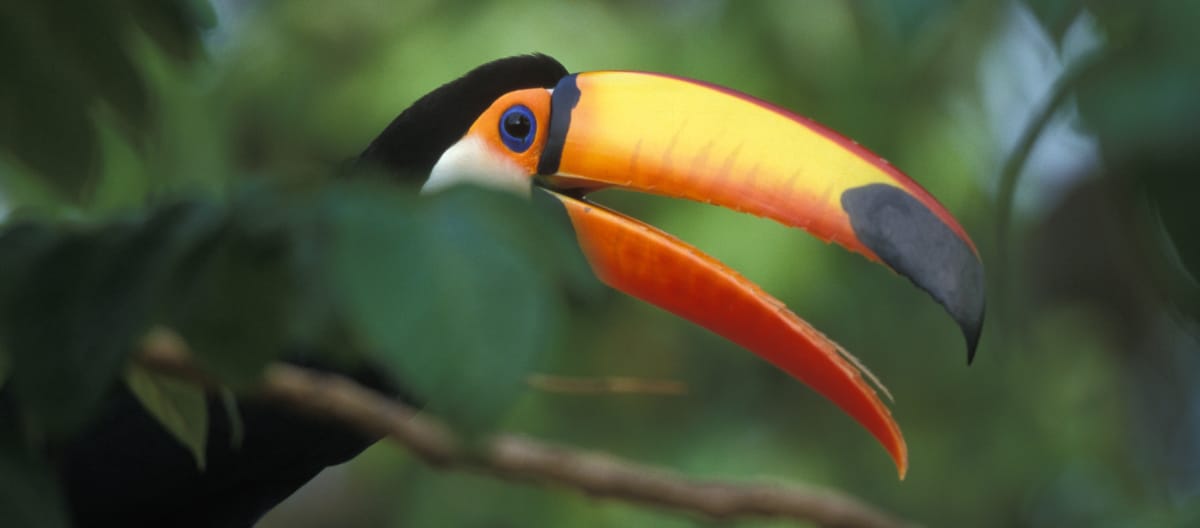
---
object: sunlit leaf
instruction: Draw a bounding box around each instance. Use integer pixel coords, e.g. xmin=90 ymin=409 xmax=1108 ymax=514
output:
xmin=124 ymin=364 xmax=209 ymax=470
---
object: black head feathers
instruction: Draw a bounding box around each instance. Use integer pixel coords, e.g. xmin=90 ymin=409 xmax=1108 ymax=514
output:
xmin=357 ymin=54 xmax=568 ymax=179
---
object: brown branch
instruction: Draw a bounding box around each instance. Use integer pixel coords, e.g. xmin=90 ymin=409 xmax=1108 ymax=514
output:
xmin=526 ymin=373 xmax=688 ymax=396
xmin=138 ymin=334 xmax=911 ymax=528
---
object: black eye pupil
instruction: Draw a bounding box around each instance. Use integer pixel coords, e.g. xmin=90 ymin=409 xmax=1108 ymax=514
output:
xmin=504 ymin=113 xmax=531 ymax=139
xmin=498 ymin=105 xmax=536 ymax=153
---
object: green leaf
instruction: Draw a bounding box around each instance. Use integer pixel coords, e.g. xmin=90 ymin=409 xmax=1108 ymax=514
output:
xmin=1022 ymin=0 xmax=1082 ymax=40
xmin=125 ymin=0 xmax=212 ymax=62
xmin=0 ymin=345 xmax=9 ymax=391
xmin=124 ymin=364 xmax=209 ymax=470
xmin=0 ymin=0 xmax=212 ymax=200
xmin=0 ymin=224 xmax=61 ymax=398
xmin=325 ymin=184 xmax=590 ymax=434
xmin=0 ymin=8 xmax=99 ymax=198
xmin=218 ymin=387 xmax=244 ymax=450
xmin=47 ymin=0 xmax=150 ymax=130
xmin=0 ymin=420 xmax=69 ymax=528
xmin=2 ymin=229 xmax=120 ymax=435
xmin=160 ymin=197 xmax=301 ymax=387
xmin=0 ymin=194 xmax=304 ymax=435
xmin=0 ymin=204 xmax=218 ymax=436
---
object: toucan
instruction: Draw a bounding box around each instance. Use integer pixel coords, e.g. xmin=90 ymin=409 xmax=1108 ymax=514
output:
xmin=360 ymin=53 xmax=984 ymax=475
xmin=60 ymin=54 xmax=984 ymax=527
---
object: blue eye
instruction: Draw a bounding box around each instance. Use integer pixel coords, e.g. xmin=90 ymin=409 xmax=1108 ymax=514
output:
xmin=499 ymin=105 xmax=536 ymax=153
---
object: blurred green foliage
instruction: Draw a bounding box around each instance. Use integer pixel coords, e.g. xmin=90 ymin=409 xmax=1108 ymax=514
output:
xmin=0 ymin=181 xmax=592 ymax=523
xmin=0 ymin=0 xmax=214 ymax=198
xmin=1 ymin=0 xmax=1199 ymax=527
xmin=325 ymin=185 xmax=597 ymax=433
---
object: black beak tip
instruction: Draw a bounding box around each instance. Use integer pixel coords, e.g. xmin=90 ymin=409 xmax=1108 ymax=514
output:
xmin=962 ymin=303 xmax=984 ymax=366
xmin=842 ymin=184 xmax=987 ymax=366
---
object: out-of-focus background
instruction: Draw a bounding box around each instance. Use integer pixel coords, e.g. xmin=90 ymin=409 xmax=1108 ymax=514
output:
xmin=3 ymin=1 xmax=1199 ymax=526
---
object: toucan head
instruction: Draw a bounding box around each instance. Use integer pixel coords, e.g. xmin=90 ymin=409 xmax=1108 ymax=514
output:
xmin=359 ymin=54 xmax=986 ymax=478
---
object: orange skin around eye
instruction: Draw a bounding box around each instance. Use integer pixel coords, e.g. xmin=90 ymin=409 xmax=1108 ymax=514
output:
xmin=466 ymin=88 xmax=553 ymax=174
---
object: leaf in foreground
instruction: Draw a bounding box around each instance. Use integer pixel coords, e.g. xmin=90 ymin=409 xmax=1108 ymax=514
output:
xmin=326 ymin=184 xmax=587 ymax=434
xmin=124 ymin=364 xmax=209 ymax=470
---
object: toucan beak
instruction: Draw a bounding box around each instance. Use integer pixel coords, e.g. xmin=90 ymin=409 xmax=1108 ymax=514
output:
xmin=450 ymin=69 xmax=986 ymax=478
xmin=537 ymin=72 xmax=984 ymax=355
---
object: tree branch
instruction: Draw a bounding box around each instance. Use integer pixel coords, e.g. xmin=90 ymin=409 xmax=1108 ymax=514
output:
xmin=138 ymin=335 xmax=911 ymax=528
xmin=526 ymin=373 xmax=688 ymax=396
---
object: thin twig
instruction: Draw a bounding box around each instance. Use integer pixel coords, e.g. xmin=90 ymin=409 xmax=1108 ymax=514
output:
xmin=992 ymin=48 xmax=1105 ymax=352
xmin=527 ymin=374 xmax=688 ymax=396
xmin=137 ymin=335 xmax=911 ymax=528
xmin=994 ymin=48 xmax=1105 ymax=253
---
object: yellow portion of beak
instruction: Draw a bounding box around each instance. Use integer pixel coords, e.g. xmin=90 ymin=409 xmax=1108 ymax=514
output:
xmin=543 ymin=71 xmax=972 ymax=261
